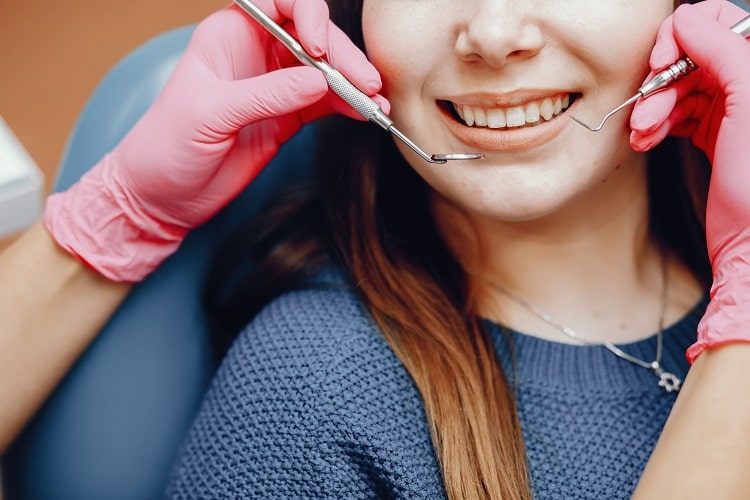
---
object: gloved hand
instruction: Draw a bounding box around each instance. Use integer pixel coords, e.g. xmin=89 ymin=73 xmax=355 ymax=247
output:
xmin=630 ymin=0 xmax=750 ymax=362
xmin=44 ymin=0 xmax=387 ymax=282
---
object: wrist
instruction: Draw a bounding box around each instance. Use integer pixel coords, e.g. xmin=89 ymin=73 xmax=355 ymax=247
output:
xmin=690 ymin=256 xmax=750 ymax=363
xmin=44 ymin=157 xmax=188 ymax=282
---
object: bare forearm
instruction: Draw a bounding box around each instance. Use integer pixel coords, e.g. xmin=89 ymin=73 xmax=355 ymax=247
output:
xmin=0 ymin=222 xmax=130 ymax=452
xmin=635 ymin=344 xmax=750 ymax=498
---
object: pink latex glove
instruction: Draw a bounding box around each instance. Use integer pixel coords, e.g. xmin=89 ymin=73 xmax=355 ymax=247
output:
xmin=630 ymin=0 xmax=750 ymax=362
xmin=44 ymin=0 xmax=388 ymax=282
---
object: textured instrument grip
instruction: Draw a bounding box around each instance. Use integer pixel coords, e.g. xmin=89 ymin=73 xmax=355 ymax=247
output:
xmin=324 ymin=69 xmax=381 ymax=119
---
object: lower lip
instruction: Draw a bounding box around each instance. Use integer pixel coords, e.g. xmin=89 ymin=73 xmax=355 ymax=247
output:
xmin=439 ymin=100 xmax=578 ymax=153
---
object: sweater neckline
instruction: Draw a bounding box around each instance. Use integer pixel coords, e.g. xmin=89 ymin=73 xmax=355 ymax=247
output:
xmin=485 ymin=296 xmax=708 ymax=393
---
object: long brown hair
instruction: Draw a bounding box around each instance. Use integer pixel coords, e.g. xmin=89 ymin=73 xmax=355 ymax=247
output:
xmin=205 ymin=0 xmax=711 ymax=497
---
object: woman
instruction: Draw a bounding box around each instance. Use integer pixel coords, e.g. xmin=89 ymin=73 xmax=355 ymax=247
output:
xmin=162 ymin=0 xmax=750 ymax=498
xmin=0 ymin=0 xmax=750 ymax=498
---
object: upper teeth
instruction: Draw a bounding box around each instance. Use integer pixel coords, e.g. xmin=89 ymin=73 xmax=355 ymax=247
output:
xmin=453 ymin=94 xmax=571 ymax=129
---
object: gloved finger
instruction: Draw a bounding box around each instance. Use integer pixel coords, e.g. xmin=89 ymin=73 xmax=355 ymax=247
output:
xmin=188 ymin=7 xmax=289 ymax=81
xmin=631 ymin=92 xmax=713 ymax=151
xmin=671 ymin=3 xmax=750 ymax=96
xmin=324 ymin=22 xmax=383 ymax=95
xmin=250 ymin=0 xmax=332 ymax=57
xmin=274 ymin=22 xmax=383 ymax=96
xmin=693 ymin=0 xmax=750 ymax=22
xmin=318 ymin=91 xmax=391 ymax=121
xmin=630 ymin=85 xmax=679 ymax=136
xmin=668 ymin=119 xmax=700 ymax=139
xmin=650 ymin=0 xmax=748 ymax=69
xmin=213 ymin=64 xmax=389 ymax=130
xmin=265 ymin=19 xmax=390 ymax=121
xmin=293 ymin=91 xmax=391 ymax=126
xmin=630 ymin=62 xmax=721 ymax=135
xmin=214 ymin=66 xmax=329 ymax=130
xmin=268 ymin=32 xmax=390 ymax=122
xmin=193 ymin=126 xmax=279 ymax=211
xmin=635 ymin=0 xmax=746 ymax=134
xmin=660 ymin=93 xmax=715 ymax=138
xmin=286 ymin=0 xmax=331 ymax=57
xmin=283 ymin=0 xmax=383 ymax=95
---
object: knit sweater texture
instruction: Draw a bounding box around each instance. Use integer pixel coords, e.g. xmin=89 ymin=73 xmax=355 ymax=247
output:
xmin=166 ymin=280 xmax=705 ymax=499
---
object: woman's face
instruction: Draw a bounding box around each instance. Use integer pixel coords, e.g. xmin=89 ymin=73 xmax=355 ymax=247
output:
xmin=362 ymin=0 xmax=674 ymax=224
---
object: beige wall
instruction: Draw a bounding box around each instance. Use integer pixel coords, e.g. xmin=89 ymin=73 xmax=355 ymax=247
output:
xmin=0 ymin=0 xmax=225 ymax=249
xmin=0 ymin=0 xmax=226 ymax=192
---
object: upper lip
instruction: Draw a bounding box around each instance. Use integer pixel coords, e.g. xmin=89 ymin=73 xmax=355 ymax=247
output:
xmin=438 ymin=89 xmax=576 ymax=108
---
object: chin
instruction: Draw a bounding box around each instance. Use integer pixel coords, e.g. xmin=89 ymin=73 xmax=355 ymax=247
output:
xmin=436 ymin=184 xmax=573 ymax=224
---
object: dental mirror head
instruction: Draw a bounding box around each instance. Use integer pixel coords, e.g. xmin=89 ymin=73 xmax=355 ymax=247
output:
xmin=386 ymin=125 xmax=483 ymax=164
xmin=430 ymin=153 xmax=485 ymax=163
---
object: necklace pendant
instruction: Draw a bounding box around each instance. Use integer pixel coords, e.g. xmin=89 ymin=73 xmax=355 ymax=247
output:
xmin=657 ymin=371 xmax=682 ymax=393
xmin=651 ymin=362 xmax=682 ymax=393
xmin=657 ymin=370 xmax=682 ymax=392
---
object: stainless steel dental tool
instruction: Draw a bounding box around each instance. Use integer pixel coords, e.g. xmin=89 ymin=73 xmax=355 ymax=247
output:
xmin=570 ymin=14 xmax=750 ymax=132
xmin=233 ymin=0 xmax=483 ymax=164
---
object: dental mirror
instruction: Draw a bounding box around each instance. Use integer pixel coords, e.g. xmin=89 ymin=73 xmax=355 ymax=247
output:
xmin=386 ymin=126 xmax=483 ymax=164
xmin=431 ymin=153 xmax=486 ymax=162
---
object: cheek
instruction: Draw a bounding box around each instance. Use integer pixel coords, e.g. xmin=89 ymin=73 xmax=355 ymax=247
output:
xmin=362 ymin=3 xmax=441 ymax=97
xmin=362 ymin=3 xmax=406 ymax=77
xmin=363 ymin=41 xmax=406 ymax=94
xmin=575 ymin=2 xmax=674 ymax=81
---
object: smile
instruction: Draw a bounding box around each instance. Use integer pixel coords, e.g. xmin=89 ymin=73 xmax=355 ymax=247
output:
xmin=436 ymin=91 xmax=583 ymax=152
xmin=445 ymin=93 xmax=577 ymax=130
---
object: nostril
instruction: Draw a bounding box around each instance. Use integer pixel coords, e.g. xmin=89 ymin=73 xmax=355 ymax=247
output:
xmin=455 ymin=14 xmax=545 ymax=68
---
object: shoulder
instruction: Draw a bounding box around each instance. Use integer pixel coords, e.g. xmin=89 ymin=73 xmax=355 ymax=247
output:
xmin=168 ymin=282 xmax=445 ymax=498
xmin=232 ymin=283 xmax=393 ymax=376
xmin=226 ymin=284 xmax=426 ymax=421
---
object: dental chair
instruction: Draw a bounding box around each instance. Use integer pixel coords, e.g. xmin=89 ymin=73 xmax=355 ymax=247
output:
xmin=1 ymin=25 xmax=316 ymax=500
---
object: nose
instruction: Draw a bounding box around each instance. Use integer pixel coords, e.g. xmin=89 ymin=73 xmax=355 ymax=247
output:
xmin=454 ymin=1 xmax=544 ymax=68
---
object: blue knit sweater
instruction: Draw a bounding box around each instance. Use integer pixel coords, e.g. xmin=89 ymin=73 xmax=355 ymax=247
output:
xmin=166 ymin=281 xmax=705 ymax=499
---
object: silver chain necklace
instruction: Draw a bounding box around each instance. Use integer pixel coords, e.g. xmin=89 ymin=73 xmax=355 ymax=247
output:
xmin=482 ymin=258 xmax=682 ymax=393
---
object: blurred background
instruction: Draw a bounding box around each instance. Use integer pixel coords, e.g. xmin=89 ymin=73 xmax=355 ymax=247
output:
xmin=0 ymin=0 xmax=225 ymax=195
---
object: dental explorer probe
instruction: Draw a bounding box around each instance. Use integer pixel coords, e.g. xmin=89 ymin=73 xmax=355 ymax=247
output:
xmin=570 ymin=14 xmax=750 ymax=132
xmin=232 ymin=0 xmax=483 ymax=164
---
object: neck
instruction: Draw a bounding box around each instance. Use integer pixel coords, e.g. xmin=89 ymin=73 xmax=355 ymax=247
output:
xmin=434 ymin=162 xmax=702 ymax=344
